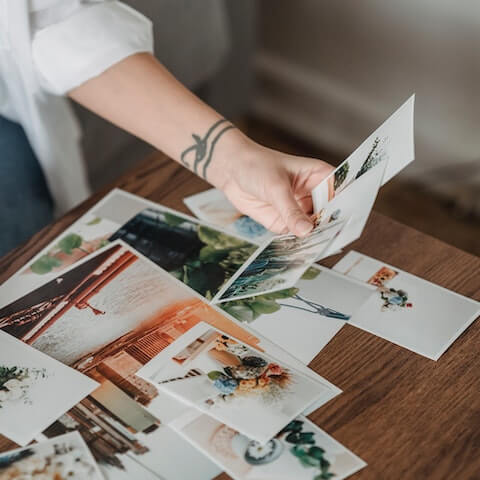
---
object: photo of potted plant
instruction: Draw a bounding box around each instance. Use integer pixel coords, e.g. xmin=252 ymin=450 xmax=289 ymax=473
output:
xmin=110 ymin=207 xmax=257 ymax=299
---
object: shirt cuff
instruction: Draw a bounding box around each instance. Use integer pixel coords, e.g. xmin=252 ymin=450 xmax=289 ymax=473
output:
xmin=32 ymin=1 xmax=154 ymax=95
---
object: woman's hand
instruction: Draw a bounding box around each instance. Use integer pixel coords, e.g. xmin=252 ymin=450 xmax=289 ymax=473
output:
xmin=209 ymin=135 xmax=334 ymax=237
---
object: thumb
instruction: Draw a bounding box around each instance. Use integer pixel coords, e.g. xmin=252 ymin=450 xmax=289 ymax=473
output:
xmin=271 ymin=182 xmax=313 ymax=237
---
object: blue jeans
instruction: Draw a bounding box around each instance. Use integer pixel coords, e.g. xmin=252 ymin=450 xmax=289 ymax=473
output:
xmin=0 ymin=116 xmax=54 ymax=258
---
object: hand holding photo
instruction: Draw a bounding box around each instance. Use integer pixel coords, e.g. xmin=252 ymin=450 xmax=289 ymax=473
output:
xmin=137 ymin=322 xmax=331 ymax=444
xmin=333 ymin=251 xmax=480 ymax=360
xmin=174 ymin=412 xmax=366 ymax=480
xmin=0 ymin=432 xmax=104 ymax=479
xmin=213 ymin=220 xmax=346 ymax=304
xmin=312 ymin=95 xmax=415 ymax=212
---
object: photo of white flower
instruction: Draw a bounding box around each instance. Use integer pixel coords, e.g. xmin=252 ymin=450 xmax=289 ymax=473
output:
xmin=0 ymin=365 xmax=48 ymax=407
xmin=0 ymin=332 xmax=98 ymax=446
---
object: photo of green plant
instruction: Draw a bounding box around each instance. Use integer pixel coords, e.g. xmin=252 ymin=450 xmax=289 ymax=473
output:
xmin=354 ymin=136 xmax=388 ymax=181
xmin=332 ymin=136 xmax=388 ymax=199
xmin=109 ymin=207 xmax=257 ymax=299
xmin=216 ymin=221 xmax=344 ymax=303
xmin=278 ymin=419 xmax=335 ymax=479
xmin=26 ymin=215 xmax=115 ymax=276
xmin=220 ymin=267 xmax=350 ymax=324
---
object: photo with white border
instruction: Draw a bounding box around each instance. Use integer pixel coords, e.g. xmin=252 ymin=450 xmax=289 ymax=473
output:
xmin=138 ymin=322 xmax=332 ymax=444
xmin=0 ymin=333 xmax=98 ymax=446
xmin=333 ymin=251 xmax=480 ymax=360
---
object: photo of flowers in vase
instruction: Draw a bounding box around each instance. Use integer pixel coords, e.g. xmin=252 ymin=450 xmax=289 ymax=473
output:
xmin=333 ymin=251 xmax=480 ymax=360
xmin=184 ymin=188 xmax=274 ymax=245
xmin=213 ymin=220 xmax=345 ymax=303
xmin=174 ymin=412 xmax=366 ymax=480
xmin=312 ymin=95 xmax=415 ymax=212
xmin=137 ymin=322 xmax=331 ymax=444
xmin=0 ymin=365 xmax=48 ymax=407
xmin=0 ymin=332 xmax=98 ymax=446
xmin=313 ymin=135 xmax=389 ymax=212
xmin=0 ymin=432 xmax=104 ymax=479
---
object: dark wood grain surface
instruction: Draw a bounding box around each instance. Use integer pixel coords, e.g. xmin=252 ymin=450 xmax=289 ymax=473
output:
xmin=1 ymin=153 xmax=479 ymax=480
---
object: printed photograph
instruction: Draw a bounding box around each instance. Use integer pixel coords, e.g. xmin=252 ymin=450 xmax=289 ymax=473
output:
xmin=175 ymin=412 xmax=366 ymax=480
xmin=110 ymin=206 xmax=257 ymax=300
xmin=0 ymin=212 xmax=119 ymax=310
xmin=333 ymin=251 xmax=480 ymax=360
xmin=184 ymin=188 xmax=274 ymax=244
xmin=138 ymin=322 xmax=331 ymax=444
xmin=0 ymin=332 xmax=98 ymax=446
xmin=312 ymin=95 xmax=415 ymax=211
xmin=313 ymin=161 xmax=386 ymax=259
xmin=214 ymin=220 xmax=345 ymax=304
xmin=27 ymin=213 xmax=118 ymax=276
xmin=220 ymin=266 xmax=374 ymax=364
xmin=0 ymin=432 xmax=104 ymax=480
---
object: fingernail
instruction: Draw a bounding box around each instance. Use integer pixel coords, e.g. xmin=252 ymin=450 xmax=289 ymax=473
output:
xmin=296 ymin=219 xmax=313 ymax=236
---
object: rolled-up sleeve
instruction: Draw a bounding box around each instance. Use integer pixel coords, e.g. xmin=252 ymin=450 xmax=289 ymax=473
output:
xmin=31 ymin=1 xmax=153 ymax=95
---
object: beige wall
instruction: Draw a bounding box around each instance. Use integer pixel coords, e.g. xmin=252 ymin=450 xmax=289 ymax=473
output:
xmin=255 ymin=0 xmax=480 ymax=190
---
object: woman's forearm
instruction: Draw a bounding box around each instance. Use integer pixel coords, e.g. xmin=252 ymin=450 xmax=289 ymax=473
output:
xmin=69 ymin=52 xmax=333 ymax=236
xmin=69 ymin=52 xmax=250 ymax=189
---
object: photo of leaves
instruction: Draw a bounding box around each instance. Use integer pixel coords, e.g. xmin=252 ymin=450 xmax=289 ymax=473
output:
xmin=312 ymin=95 xmax=415 ymax=212
xmin=174 ymin=412 xmax=366 ymax=480
xmin=214 ymin=220 xmax=345 ymax=303
xmin=110 ymin=207 xmax=257 ymax=300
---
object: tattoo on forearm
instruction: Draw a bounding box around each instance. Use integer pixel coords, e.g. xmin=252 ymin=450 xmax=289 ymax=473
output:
xmin=180 ymin=119 xmax=235 ymax=179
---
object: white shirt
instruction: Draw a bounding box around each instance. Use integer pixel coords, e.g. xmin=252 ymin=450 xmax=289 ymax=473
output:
xmin=0 ymin=0 xmax=153 ymax=214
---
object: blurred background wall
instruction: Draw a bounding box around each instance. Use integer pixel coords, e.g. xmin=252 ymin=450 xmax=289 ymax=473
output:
xmin=77 ymin=0 xmax=479 ymax=255
xmin=254 ymin=0 xmax=480 ymax=211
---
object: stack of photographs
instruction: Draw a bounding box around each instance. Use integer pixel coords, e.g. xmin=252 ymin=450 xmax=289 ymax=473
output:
xmin=0 ymin=240 xmax=342 ymax=479
xmin=1 ymin=95 xmax=477 ymax=480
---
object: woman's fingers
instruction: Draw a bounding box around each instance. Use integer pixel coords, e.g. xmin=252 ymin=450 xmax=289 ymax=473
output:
xmin=269 ymin=182 xmax=314 ymax=237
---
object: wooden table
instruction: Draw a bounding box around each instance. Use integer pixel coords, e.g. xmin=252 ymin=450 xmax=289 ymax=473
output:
xmin=1 ymin=153 xmax=479 ymax=479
